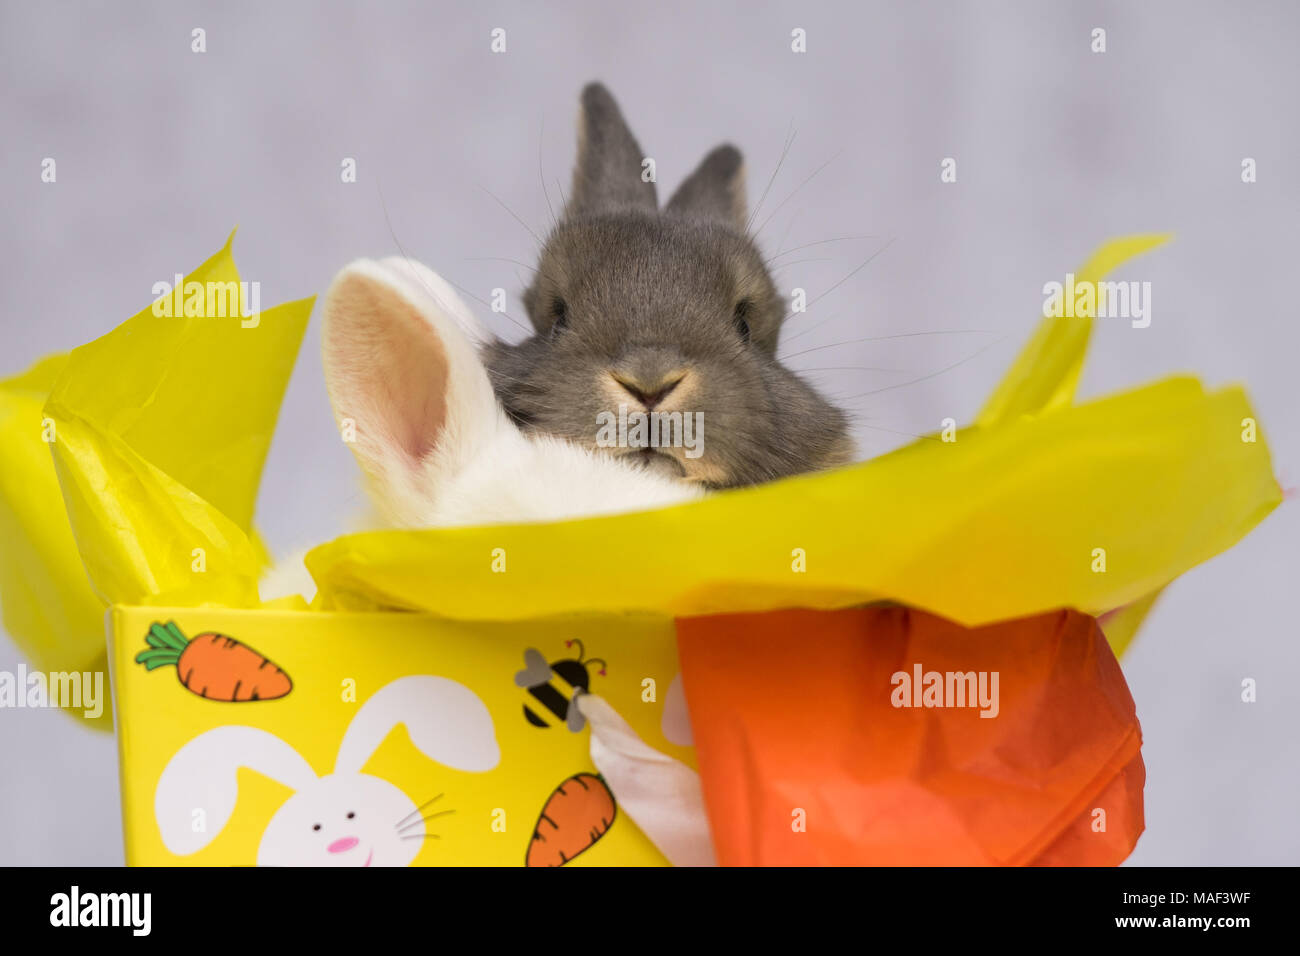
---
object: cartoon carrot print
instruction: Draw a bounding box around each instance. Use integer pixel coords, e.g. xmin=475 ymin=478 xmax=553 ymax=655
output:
xmin=526 ymin=772 xmax=616 ymax=867
xmin=135 ymin=621 xmax=292 ymax=702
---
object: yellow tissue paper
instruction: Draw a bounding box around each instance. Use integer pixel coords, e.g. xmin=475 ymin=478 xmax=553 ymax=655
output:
xmin=0 ymin=354 xmax=110 ymax=724
xmin=977 ymin=233 xmax=1173 ymax=425
xmin=0 ymin=235 xmax=311 ymax=726
xmin=42 ymin=232 xmax=313 ymax=611
xmin=308 ymin=374 xmax=1277 ymax=631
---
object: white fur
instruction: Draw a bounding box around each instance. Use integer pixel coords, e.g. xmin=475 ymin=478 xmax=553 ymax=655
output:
xmin=323 ymin=255 xmax=702 ymax=530
xmin=261 ymin=256 xmax=702 ymax=601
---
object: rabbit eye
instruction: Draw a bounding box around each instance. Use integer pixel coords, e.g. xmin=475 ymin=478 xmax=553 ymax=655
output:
xmin=346 ymin=811 xmax=355 ymax=819
xmin=550 ymin=297 xmax=568 ymax=334
xmin=312 ymin=823 xmax=321 ymax=831
xmin=733 ymin=300 xmax=752 ymax=343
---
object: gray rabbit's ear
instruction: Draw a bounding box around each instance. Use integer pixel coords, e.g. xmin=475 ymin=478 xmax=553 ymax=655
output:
xmin=567 ymin=82 xmax=657 ymax=217
xmin=666 ymin=144 xmax=747 ymax=232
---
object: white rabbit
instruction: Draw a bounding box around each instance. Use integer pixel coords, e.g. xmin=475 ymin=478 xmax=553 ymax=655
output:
xmin=259 ymin=255 xmax=704 ymax=601
xmin=154 ymin=675 xmax=500 ymax=866
xmin=318 ymin=255 xmax=705 ymax=530
xmin=256 ymin=256 xmax=714 ymax=867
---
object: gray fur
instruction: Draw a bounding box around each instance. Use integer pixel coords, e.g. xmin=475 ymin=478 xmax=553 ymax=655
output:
xmin=484 ymin=82 xmax=851 ymax=488
xmin=568 ymin=83 xmax=657 ymax=216
xmin=666 ymin=144 xmax=747 ymax=231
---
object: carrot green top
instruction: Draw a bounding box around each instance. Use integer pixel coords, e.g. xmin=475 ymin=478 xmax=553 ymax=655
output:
xmin=135 ymin=621 xmax=190 ymax=670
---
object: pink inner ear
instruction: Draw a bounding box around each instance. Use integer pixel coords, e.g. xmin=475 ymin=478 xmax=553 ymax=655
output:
xmin=331 ymin=273 xmax=449 ymax=464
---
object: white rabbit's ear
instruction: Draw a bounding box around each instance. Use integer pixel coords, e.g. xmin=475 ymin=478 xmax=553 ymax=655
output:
xmin=322 ymin=257 xmax=504 ymax=527
xmin=155 ymin=726 xmax=317 ymax=856
xmin=335 ymin=675 xmax=500 ymax=775
xmin=373 ymin=256 xmax=493 ymax=347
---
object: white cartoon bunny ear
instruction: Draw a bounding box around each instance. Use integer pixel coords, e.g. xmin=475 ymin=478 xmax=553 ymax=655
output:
xmin=155 ymin=726 xmax=317 ymax=856
xmin=322 ymin=256 xmax=504 ymax=528
xmin=334 ymin=675 xmax=500 ymax=775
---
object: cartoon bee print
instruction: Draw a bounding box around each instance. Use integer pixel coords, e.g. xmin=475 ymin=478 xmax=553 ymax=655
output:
xmin=513 ymin=640 xmax=607 ymax=732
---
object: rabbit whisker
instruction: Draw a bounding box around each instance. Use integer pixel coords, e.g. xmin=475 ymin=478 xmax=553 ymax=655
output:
xmin=745 ymin=121 xmax=797 ymax=235
xmin=753 ymin=148 xmax=843 ymax=239
xmin=479 ymin=184 xmax=545 ymax=250
xmin=487 ymin=372 xmax=551 ymax=390
xmin=778 ymin=328 xmax=999 ymax=363
xmin=773 ymin=207 xmax=804 ymax=258
xmin=767 ymin=234 xmax=884 ymax=265
xmin=374 ymin=179 xmax=532 ymax=337
xmin=466 ymin=256 xmax=538 ymax=274
xmin=846 ymin=419 xmax=945 ymax=442
xmin=478 ymin=180 xmax=579 ymax=298
xmin=791 ymin=365 xmax=917 ymax=374
xmin=779 ymin=237 xmax=896 ymax=321
xmin=539 ymin=117 xmax=559 ymax=231
xmin=779 ymin=311 xmax=842 ymax=345
xmin=770 ymin=256 xmax=834 ymax=270
xmin=839 ymin=334 xmax=1012 ymax=403
xmin=442 ymin=273 xmax=531 ymax=336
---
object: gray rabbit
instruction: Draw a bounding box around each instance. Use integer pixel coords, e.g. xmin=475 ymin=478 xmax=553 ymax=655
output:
xmin=312 ymin=83 xmax=853 ymax=548
xmin=484 ymin=83 xmax=853 ymax=489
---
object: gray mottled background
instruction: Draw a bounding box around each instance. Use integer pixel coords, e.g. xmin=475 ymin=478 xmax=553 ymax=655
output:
xmin=1 ymin=0 xmax=1296 ymax=865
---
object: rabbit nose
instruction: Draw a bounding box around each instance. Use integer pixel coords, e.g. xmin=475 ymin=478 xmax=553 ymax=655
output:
xmin=327 ymin=836 xmax=359 ymax=854
xmin=613 ymin=372 xmax=685 ymax=410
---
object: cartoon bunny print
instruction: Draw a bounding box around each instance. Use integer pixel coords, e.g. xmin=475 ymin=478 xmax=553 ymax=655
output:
xmin=154 ymin=675 xmax=500 ymax=866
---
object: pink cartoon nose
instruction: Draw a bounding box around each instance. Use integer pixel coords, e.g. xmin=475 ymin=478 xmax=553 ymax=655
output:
xmin=327 ymin=836 xmax=359 ymax=854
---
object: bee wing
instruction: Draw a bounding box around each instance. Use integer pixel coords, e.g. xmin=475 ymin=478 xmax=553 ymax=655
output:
xmin=514 ymin=647 xmax=552 ymax=688
xmin=566 ymin=689 xmax=587 ymax=732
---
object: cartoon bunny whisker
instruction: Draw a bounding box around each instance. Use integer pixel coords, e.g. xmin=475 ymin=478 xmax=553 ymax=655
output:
xmin=393 ymin=792 xmax=444 ymax=829
xmin=397 ymin=809 xmax=455 ymax=833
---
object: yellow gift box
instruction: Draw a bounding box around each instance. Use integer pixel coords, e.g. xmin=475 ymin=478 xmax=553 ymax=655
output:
xmin=0 ymin=231 xmax=1282 ymax=866
xmin=110 ymin=606 xmax=685 ymax=866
